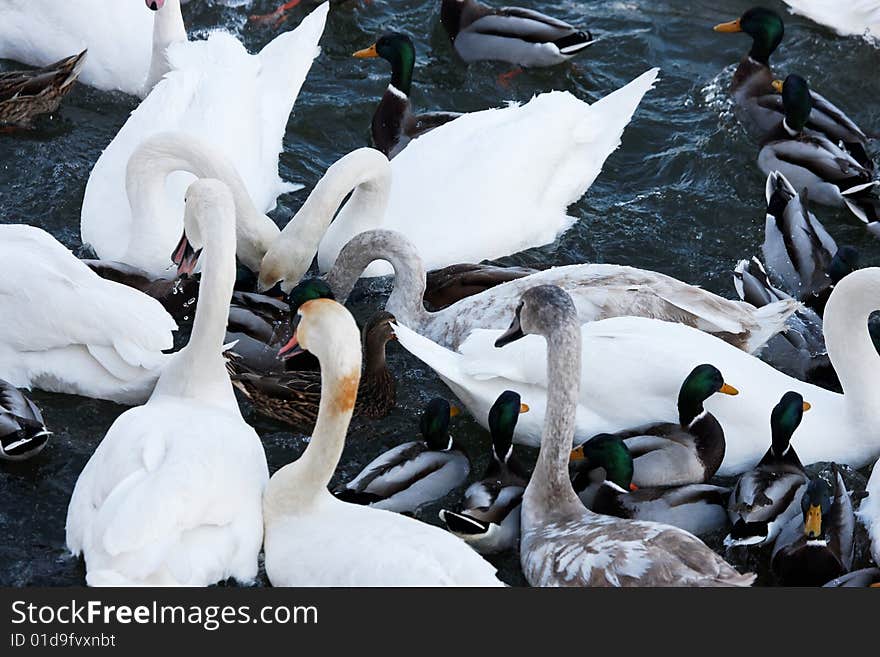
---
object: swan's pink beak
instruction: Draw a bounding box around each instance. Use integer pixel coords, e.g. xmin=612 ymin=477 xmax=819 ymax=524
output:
xmin=146 ymin=0 xmax=165 ymax=11
xmin=172 ymin=233 xmax=201 ymax=278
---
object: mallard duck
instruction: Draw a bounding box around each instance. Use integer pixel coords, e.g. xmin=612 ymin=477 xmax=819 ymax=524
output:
xmin=333 ymin=398 xmax=470 ymax=513
xmin=569 ymin=435 xmax=730 ymax=537
xmin=353 ymin=33 xmax=461 ymax=158
xmin=439 ymin=390 xmax=530 ymax=554
xmin=714 ymin=7 xmax=872 ymax=168
xmin=393 ymin=266 xmax=880 ymax=475
xmin=782 ymin=0 xmax=880 ymax=43
xmin=66 ymin=181 xmax=269 ymax=586
xmin=439 ymin=0 xmax=594 ymax=71
xmin=495 ymin=285 xmax=754 ymax=587
xmin=0 ymin=380 xmax=51 ymax=461
xmin=758 ymin=75 xmax=880 ymax=226
xmin=771 ymin=464 xmax=855 ymax=585
xmin=725 ymin=391 xmax=810 ymax=546
xmin=229 ymin=311 xmax=397 ymax=430
xmin=423 ymin=263 xmax=538 ymax=310
xmin=262 ymin=298 xmax=502 ymax=586
xmin=0 ymin=50 xmax=86 ymax=128
xmin=571 ymin=364 xmax=737 ymax=488
xmin=824 ymin=567 xmax=880 ymax=587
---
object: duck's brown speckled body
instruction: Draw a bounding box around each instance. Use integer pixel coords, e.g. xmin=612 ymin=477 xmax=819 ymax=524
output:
xmin=0 ymin=50 xmax=86 ymax=128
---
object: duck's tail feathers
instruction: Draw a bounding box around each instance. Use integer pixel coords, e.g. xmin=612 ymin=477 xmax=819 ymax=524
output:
xmin=439 ymin=510 xmax=491 ymax=536
xmin=555 ymin=31 xmax=596 ymax=56
xmin=842 ymin=182 xmax=880 ymax=227
xmin=723 ymin=519 xmax=770 ymax=547
xmin=733 ymin=257 xmax=790 ymax=307
xmin=333 ymin=488 xmax=384 ymax=506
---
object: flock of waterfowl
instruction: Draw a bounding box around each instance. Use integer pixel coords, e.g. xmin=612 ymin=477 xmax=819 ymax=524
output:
xmin=1 ymin=0 xmax=879 ymax=587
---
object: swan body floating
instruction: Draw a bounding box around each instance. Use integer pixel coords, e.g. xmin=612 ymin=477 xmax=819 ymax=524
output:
xmin=497 ymin=285 xmax=753 ymax=587
xmin=262 ymin=298 xmax=503 ymax=586
xmin=0 ymin=380 xmax=51 ymax=461
xmin=783 ymin=0 xmax=880 ymax=42
xmin=393 ymin=267 xmax=880 ymax=475
xmin=66 ymin=180 xmax=269 ymax=586
xmin=81 ymin=3 xmax=328 ymax=276
xmin=314 ymin=68 xmax=659 ymax=277
xmin=315 ymin=230 xmax=797 ymax=353
xmin=0 ymin=0 xmax=185 ymax=98
xmin=0 ymin=225 xmax=176 ymax=405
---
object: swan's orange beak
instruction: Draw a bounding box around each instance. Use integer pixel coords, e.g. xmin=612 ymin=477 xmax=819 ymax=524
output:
xmin=353 ymin=44 xmax=379 ymax=59
xmin=714 ymin=18 xmax=742 ymax=33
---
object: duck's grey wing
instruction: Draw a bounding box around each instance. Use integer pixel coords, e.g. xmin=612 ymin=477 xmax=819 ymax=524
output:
xmin=470 ymin=7 xmax=576 ymax=41
xmin=406 ymin=111 xmax=462 ymax=140
xmin=730 ymin=469 xmax=806 ymax=523
xmin=0 ymin=380 xmax=42 ymax=425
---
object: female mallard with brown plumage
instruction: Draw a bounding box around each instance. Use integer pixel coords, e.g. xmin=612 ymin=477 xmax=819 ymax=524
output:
xmin=0 ymin=50 xmax=86 ymax=128
xmin=229 ymin=311 xmax=397 ymax=431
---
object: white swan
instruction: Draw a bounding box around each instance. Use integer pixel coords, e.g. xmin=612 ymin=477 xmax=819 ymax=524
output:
xmin=66 ymin=180 xmax=269 ymax=586
xmin=0 ymin=0 xmax=186 ymax=98
xmin=262 ymin=298 xmax=503 ymax=586
xmin=0 ymin=225 xmax=176 ymax=405
xmin=93 ymin=131 xmax=280 ymax=276
xmin=783 ymin=1 xmax=880 ymax=42
xmin=500 ymin=285 xmax=753 ymax=587
xmin=81 ymin=3 xmax=328 ymax=276
xmin=393 ymin=267 xmax=880 ymax=475
xmin=259 ymin=68 xmax=658 ymax=280
xmin=860 ymin=462 xmax=880 ymax=569
xmin=297 ymin=230 xmax=798 ymax=353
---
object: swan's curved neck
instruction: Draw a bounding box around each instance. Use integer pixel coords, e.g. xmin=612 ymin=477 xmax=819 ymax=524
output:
xmin=824 ymin=270 xmax=880 ymax=410
xmin=524 ymin=317 xmax=584 ymax=516
xmin=153 ymin=200 xmax=237 ymax=404
xmin=267 ymin=349 xmax=361 ymax=511
xmin=144 ymin=0 xmax=187 ymax=95
xmin=326 ymin=232 xmax=431 ymax=329
xmin=124 ymin=135 xmax=279 ymax=274
xmin=268 ymin=150 xmax=391 ymax=289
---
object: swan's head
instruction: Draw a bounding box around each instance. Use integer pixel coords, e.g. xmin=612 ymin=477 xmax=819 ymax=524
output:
xmin=146 ymin=0 xmax=166 ymax=10
xmin=495 ymin=285 xmax=577 ymax=347
xmin=258 ymin=234 xmax=316 ymax=294
xmin=173 ymin=179 xmax=234 ymax=277
xmin=278 ymin=299 xmax=362 ymax=396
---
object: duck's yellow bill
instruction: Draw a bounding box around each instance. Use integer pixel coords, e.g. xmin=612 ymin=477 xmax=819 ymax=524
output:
xmin=804 ymin=505 xmax=822 ymax=538
xmin=772 ymin=79 xmax=784 ymax=93
xmin=353 ymin=44 xmax=379 ymax=58
xmin=449 ymin=405 xmax=461 ymax=418
xmin=520 ymin=403 xmax=530 ymax=414
xmin=720 ymin=383 xmax=739 ymax=396
xmin=713 ymin=19 xmax=742 ymax=33
xmin=569 ymin=445 xmax=586 ymax=463
xmin=803 ymin=401 xmax=812 ymax=412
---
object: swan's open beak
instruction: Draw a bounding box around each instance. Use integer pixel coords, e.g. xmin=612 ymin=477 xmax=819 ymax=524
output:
xmin=713 ymin=18 xmax=742 ymax=33
xmin=172 ymin=233 xmax=202 ymax=279
xmin=278 ymin=334 xmax=305 ymax=361
xmin=495 ymin=314 xmax=525 ymax=347
xmin=353 ymin=44 xmax=379 ymax=58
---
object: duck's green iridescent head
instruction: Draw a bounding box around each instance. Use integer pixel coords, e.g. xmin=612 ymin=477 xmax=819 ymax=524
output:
xmin=569 ymin=435 xmax=635 ymax=492
xmin=677 ymin=364 xmax=738 ymax=426
xmin=353 ymin=33 xmax=416 ymax=96
xmin=773 ymin=74 xmax=812 ymax=133
xmin=801 ymin=477 xmax=833 ymax=539
xmin=714 ymin=7 xmax=784 ymax=64
xmin=487 ymin=390 xmax=529 ymax=462
xmin=770 ymin=391 xmax=810 ymax=456
xmin=287 ymin=279 xmax=335 ymax=315
xmin=420 ymin=398 xmax=456 ymax=449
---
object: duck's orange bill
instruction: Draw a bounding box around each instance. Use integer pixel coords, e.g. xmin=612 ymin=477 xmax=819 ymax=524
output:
xmin=449 ymin=405 xmax=461 ymax=418
xmin=720 ymin=383 xmax=739 ymax=396
xmin=570 ymin=445 xmax=586 ymax=463
xmin=772 ymin=79 xmax=784 ymax=93
xmin=803 ymin=401 xmax=812 ymax=412
xmin=629 ymin=483 xmax=639 ymax=492
xmin=713 ymin=19 xmax=742 ymax=33
xmin=520 ymin=403 xmax=530 ymax=414
xmin=353 ymin=44 xmax=379 ymax=58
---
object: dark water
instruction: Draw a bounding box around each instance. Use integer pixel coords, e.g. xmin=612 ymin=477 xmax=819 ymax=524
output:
xmin=1 ymin=0 xmax=877 ymax=586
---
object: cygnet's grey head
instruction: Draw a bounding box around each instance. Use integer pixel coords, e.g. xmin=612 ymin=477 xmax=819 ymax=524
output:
xmin=495 ymin=285 xmax=577 ymax=347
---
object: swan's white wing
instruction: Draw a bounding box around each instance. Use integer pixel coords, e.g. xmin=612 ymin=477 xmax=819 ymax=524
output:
xmin=0 ymin=226 xmax=175 ymax=373
xmin=320 ymin=69 xmax=659 ymax=275
xmin=0 ymin=0 xmax=152 ymax=95
xmin=67 ymin=401 xmax=268 ymax=586
xmin=81 ymin=7 xmax=326 ymax=272
xmin=784 ymin=1 xmax=880 ymax=39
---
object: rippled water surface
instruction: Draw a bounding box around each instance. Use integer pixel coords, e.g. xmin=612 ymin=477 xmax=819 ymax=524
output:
xmin=1 ymin=0 xmax=878 ymax=586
